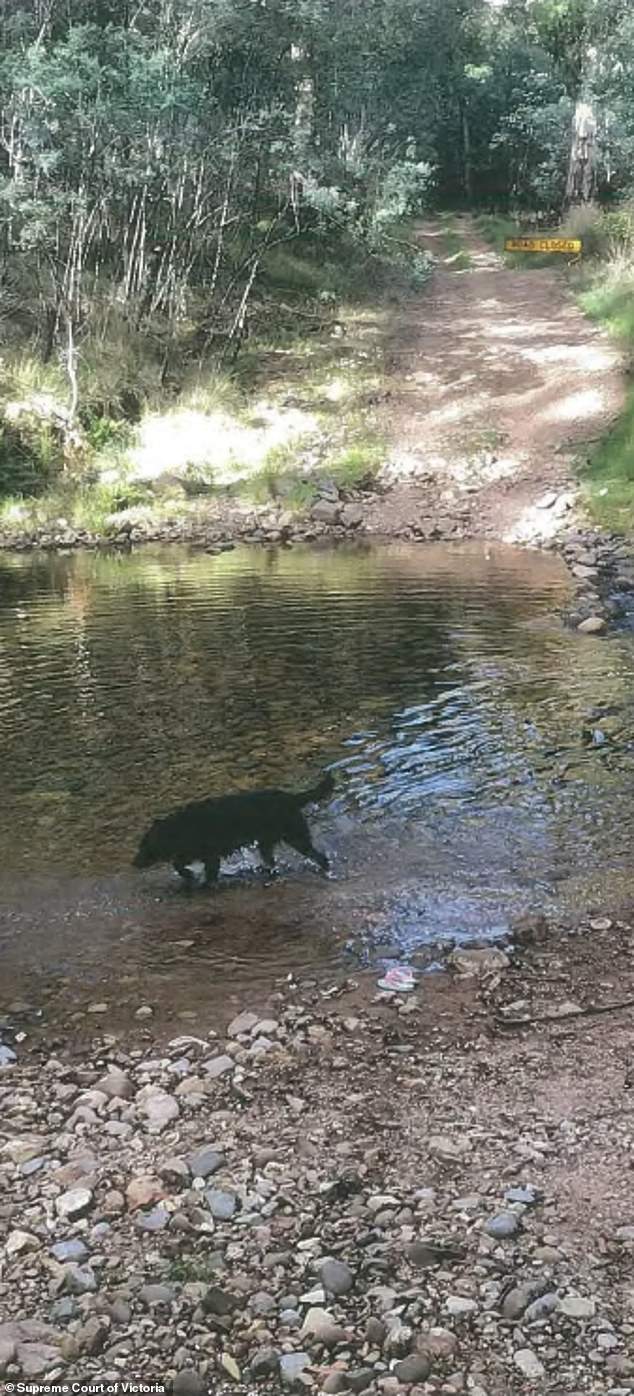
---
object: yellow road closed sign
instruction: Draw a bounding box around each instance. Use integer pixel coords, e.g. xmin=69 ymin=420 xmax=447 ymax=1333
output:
xmin=504 ymin=236 xmax=582 ymax=254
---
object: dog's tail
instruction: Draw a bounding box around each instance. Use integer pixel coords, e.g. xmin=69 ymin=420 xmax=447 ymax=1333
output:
xmin=298 ymin=770 xmax=335 ymax=806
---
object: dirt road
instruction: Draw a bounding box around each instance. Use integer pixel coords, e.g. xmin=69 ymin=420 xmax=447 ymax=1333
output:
xmin=366 ymin=215 xmax=626 ymax=544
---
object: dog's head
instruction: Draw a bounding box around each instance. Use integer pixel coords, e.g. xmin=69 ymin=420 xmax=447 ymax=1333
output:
xmin=133 ymin=820 xmax=165 ymax=869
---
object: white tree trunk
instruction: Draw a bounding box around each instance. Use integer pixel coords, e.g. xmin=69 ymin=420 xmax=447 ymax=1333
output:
xmin=565 ymin=100 xmax=597 ymax=206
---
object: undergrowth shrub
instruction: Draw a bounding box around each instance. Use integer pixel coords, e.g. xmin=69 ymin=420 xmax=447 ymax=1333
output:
xmin=0 ymin=417 xmax=64 ymax=497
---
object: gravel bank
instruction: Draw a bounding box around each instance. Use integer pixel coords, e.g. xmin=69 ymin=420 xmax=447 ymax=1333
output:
xmin=2 ymin=914 xmax=634 ymax=1394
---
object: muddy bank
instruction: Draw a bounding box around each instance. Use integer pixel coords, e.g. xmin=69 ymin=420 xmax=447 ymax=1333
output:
xmin=2 ymin=913 xmax=634 ymax=1395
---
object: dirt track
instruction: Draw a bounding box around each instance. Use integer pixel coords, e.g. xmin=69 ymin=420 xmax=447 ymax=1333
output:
xmin=365 ymin=216 xmax=626 ymax=545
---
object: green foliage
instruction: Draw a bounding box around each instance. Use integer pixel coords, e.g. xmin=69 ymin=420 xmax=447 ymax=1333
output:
xmin=579 ymin=393 xmax=634 ymax=530
xmin=328 ymin=441 xmax=385 ymax=487
xmin=84 ymin=416 xmax=133 ymax=452
xmin=180 ymin=464 xmax=216 ymax=498
xmin=372 ymin=160 xmax=434 ymax=228
xmin=576 ymin=251 xmax=634 ymax=528
xmin=3 ymin=0 xmax=634 ymax=513
xmin=242 ymin=464 xmax=317 ymax=510
xmin=0 ymin=417 xmax=64 ymax=498
xmin=77 ymin=478 xmax=153 ymax=523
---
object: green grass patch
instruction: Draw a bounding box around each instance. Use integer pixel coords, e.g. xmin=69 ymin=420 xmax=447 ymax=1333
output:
xmin=576 ymin=267 xmax=634 ymax=531
xmin=577 ymin=392 xmax=634 ymax=531
xmin=475 ymin=212 xmax=515 ymax=250
xmin=579 ymin=273 xmax=634 ymax=343
xmin=328 ymin=439 xmax=385 ymax=487
xmin=235 ymin=429 xmax=385 ymax=510
xmin=474 ymin=212 xmax=559 ymax=269
xmin=0 ymin=473 xmax=157 ymax=534
xmin=0 ymin=223 xmax=416 ymax=528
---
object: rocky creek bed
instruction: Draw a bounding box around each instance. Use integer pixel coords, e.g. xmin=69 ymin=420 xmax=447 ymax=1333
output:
xmin=3 ymin=913 xmax=634 ymax=1395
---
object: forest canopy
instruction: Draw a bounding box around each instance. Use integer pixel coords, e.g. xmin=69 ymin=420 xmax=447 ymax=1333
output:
xmin=0 ymin=0 xmax=633 ymax=439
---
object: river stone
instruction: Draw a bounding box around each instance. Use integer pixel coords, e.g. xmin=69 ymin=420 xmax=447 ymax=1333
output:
xmin=96 ymin=1068 xmax=134 ymax=1099
xmin=486 ymin=1211 xmax=520 ymax=1239
xmin=202 ymin=1286 xmax=239 ymax=1316
xmin=55 ymin=1186 xmax=93 ymax=1221
xmin=172 ymin=1372 xmax=207 ymax=1396
xmin=21 ymin=1156 xmax=48 ymax=1177
xmin=137 ymin=1087 xmax=179 ymax=1131
xmin=64 ymin=1263 xmax=97 ymax=1295
xmin=6 ymin=1229 xmax=39 ymax=1258
xmin=50 ymin=1298 xmax=78 ymax=1323
xmin=50 ymin=1239 xmax=88 ymax=1264
xmin=366 ymin=1316 xmax=387 ymax=1345
xmin=341 ymin=503 xmax=365 ymax=529
xmin=429 ymin=1134 xmax=471 ymax=1163
xmin=347 ymin=1369 xmax=375 ymax=1393
xmin=559 ymin=1295 xmax=596 ymax=1319
xmin=135 ymin=1206 xmax=170 ymax=1232
xmin=280 ymin=1308 xmax=301 ymax=1328
xmin=384 ymin=1315 xmax=411 ymax=1355
xmin=300 ymin=1285 xmax=326 ymax=1305
xmin=17 ymin=1342 xmax=62 ymax=1377
xmin=524 ymin=1293 xmax=559 ymax=1323
xmin=505 ymin=1185 xmax=541 ymax=1206
xmin=221 ymin=1353 xmax=241 ymax=1381
xmin=413 ymin=1330 xmax=455 ymax=1365
xmin=159 ymin=1156 xmax=190 ymax=1186
xmin=206 ymin=1188 xmax=237 ymax=1220
xmin=126 ymin=1175 xmax=165 ymax=1209
xmin=394 ymin=1355 xmax=432 ymax=1384
xmin=0 ymin=1045 xmax=16 ymax=1067
xmin=449 ymin=946 xmax=510 ymax=977
xmin=253 ymin=1017 xmax=279 ymax=1036
xmin=140 ymin=1284 xmax=175 ymax=1307
xmin=250 ymin=1291 xmax=276 ymax=1315
xmin=0 ymin=1320 xmax=61 ymax=1348
xmin=577 ymin=616 xmax=607 ymax=635
xmin=445 ymin=1297 xmax=477 ymax=1318
xmin=188 ymin=1145 xmax=224 ymax=1178
xmin=406 ymin=1239 xmax=464 ymax=1268
xmin=250 ymin=1347 xmax=280 ymax=1380
xmin=0 ymin=1337 xmax=16 ymax=1373
xmin=202 ymin=1054 xmax=235 ymax=1078
xmin=301 ymin=1306 xmax=347 ymax=1347
xmin=74 ymin=1315 xmax=108 ymax=1356
xmin=320 ymin=1258 xmax=354 ymax=1295
xmin=311 ymin=500 xmax=341 ymax=524
xmin=228 ymin=1011 xmax=259 ymax=1037
xmin=280 ymin=1351 xmax=311 ymax=1385
xmin=322 ymin=1377 xmax=348 ymax=1395
xmin=514 ymin=1348 xmax=545 ymax=1379
xmin=502 ymin=1280 xmax=550 ymax=1321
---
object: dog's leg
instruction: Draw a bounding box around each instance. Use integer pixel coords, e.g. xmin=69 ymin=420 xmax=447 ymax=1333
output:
xmin=258 ymin=841 xmax=278 ymax=879
xmin=174 ymin=860 xmax=196 ymax=888
xmin=287 ymin=825 xmax=330 ymax=874
xmin=203 ymin=854 xmax=220 ymax=886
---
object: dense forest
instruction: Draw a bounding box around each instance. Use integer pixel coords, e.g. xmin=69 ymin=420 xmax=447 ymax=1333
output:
xmin=2 ymin=0 xmax=634 ymax=506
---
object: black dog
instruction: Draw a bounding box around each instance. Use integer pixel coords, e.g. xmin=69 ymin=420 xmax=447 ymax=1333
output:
xmin=133 ymin=772 xmax=334 ymax=886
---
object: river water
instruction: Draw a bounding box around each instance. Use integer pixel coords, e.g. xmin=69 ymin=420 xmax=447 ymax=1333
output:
xmin=1 ymin=540 xmax=633 ymax=1031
